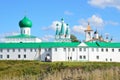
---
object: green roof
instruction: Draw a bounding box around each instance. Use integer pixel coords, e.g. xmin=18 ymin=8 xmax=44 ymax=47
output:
xmin=0 ymin=42 xmax=120 ymax=49
xmin=0 ymin=42 xmax=80 ymax=48
xmin=86 ymin=42 xmax=120 ymax=48
xmin=5 ymin=34 xmax=36 ymax=38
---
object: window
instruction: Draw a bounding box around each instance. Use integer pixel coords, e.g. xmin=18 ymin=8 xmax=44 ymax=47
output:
xmin=68 ymin=57 xmax=69 ymax=60
xmin=0 ymin=49 xmax=3 ymax=52
xmin=34 ymin=49 xmax=36 ymax=52
xmin=79 ymin=56 xmax=82 ymax=59
xmin=55 ymin=48 xmax=57 ymax=52
xmin=83 ymin=56 xmax=86 ymax=59
xmin=13 ymin=49 xmax=15 ymax=52
xmin=63 ymin=48 xmax=66 ymax=52
xmin=96 ymin=56 xmax=99 ymax=59
xmin=79 ymin=48 xmax=82 ymax=51
xmin=0 ymin=55 xmax=3 ymax=58
xmin=68 ymin=48 xmax=70 ymax=52
xmin=106 ymin=58 xmax=108 ymax=61
xmin=112 ymin=48 xmax=114 ymax=52
xmin=18 ymin=55 xmax=21 ymax=58
xmin=7 ymin=49 xmax=9 ymax=52
xmin=106 ymin=48 xmax=108 ymax=52
xmin=24 ymin=54 xmax=26 ymax=58
xmin=24 ymin=49 xmax=26 ymax=52
xmin=18 ymin=49 xmax=20 ymax=52
xmin=110 ymin=58 xmax=112 ymax=61
xmin=30 ymin=49 xmax=32 ymax=52
xmin=7 ymin=55 xmax=9 ymax=58
xmin=70 ymin=57 xmax=72 ymax=60
xmin=84 ymin=48 xmax=86 ymax=51
xmin=72 ymin=48 xmax=75 ymax=51
xmin=101 ymin=48 xmax=104 ymax=52
xmin=119 ymin=49 xmax=120 ymax=52
xmin=96 ymin=48 xmax=99 ymax=52
xmin=92 ymin=48 xmax=94 ymax=52
xmin=48 ymin=48 xmax=51 ymax=51
xmin=24 ymin=30 xmax=25 ymax=34
xmin=45 ymin=48 xmax=47 ymax=51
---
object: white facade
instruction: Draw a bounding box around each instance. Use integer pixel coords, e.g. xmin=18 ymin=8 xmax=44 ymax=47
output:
xmin=40 ymin=43 xmax=120 ymax=62
xmin=21 ymin=28 xmax=31 ymax=35
xmin=0 ymin=48 xmax=40 ymax=60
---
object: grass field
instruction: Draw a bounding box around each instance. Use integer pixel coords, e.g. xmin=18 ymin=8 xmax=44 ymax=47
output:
xmin=0 ymin=60 xmax=120 ymax=80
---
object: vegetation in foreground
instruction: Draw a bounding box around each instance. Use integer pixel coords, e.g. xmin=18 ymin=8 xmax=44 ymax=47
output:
xmin=0 ymin=60 xmax=120 ymax=80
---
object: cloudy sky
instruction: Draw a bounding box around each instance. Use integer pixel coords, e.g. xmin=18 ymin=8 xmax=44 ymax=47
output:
xmin=0 ymin=0 xmax=120 ymax=42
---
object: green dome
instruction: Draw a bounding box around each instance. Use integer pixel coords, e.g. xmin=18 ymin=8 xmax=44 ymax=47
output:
xmin=19 ymin=16 xmax=32 ymax=28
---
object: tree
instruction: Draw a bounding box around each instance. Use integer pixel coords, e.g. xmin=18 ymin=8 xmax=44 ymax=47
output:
xmin=70 ymin=34 xmax=80 ymax=42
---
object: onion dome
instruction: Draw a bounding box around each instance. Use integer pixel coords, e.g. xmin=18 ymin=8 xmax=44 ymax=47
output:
xmin=19 ymin=16 xmax=32 ymax=28
xmin=94 ymin=30 xmax=98 ymax=34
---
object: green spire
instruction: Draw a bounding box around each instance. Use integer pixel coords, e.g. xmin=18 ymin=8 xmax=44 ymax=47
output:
xmin=56 ymin=24 xmax=59 ymax=35
xmin=60 ymin=22 xmax=65 ymax=35
xmin=65 ymin=27 xmax=69 ymax=36
xmin=61 ymin=18 xmax=64 ymax=22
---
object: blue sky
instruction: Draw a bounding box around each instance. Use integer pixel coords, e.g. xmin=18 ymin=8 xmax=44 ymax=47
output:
xmin=0 ymin=0 xmax=120 ymax=42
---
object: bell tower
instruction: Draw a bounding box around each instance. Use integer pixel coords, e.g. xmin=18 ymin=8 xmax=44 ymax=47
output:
xmin=84 ymin=23 xmax=93 ymax=42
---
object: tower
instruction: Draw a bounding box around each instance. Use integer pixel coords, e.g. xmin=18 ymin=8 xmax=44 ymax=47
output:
xmin=94 ymin=30 xmax=99 ymax=39
xmin=65 ymin=24 xmax=70 ymax=39
xmin=55 ymin=18 xmax=71 ymax=42
xmin=19 ymin=16 xmax=32 ymax=35
xmin=55 ymin=24 xmax=60 ymax=39
xmin=59 ymin=18 xmax=65 ymax=38
xmin=84 ymin=23 xmax=93 ymax=42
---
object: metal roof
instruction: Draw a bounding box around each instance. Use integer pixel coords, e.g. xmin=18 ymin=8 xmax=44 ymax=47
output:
xmin=0 ymin=42 xmax=80 ymax=48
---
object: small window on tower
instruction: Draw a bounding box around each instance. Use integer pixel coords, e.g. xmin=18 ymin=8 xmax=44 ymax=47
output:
xmin=88 ymin=32 xmax=90 ymax=35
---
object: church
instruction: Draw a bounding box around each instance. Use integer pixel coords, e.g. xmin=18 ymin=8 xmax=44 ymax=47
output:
xmin=0 ymin=16 xmax=120 ymax=62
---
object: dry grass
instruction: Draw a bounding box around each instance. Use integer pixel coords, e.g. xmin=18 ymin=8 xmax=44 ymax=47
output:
xmin=0 ymin=61 xmax=120 ymax=80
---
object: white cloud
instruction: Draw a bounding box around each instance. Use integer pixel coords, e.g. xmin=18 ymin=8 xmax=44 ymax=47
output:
xmin=64 ymin=11 xmax=73 ymax=15
xmin=72 ymin=25 xmax=86 ymax=34
xmin=41 ymin=35 xmax=54 ymax=42
xmin=88 ymin=0 xmax=120 ymax=10
xmin=72 ymin=15 xmax=104 ymax=34
xmin=42 ymin=21 xmax=61 ymax=31
xmin=88 ymin=15 xmax=104 ymax=27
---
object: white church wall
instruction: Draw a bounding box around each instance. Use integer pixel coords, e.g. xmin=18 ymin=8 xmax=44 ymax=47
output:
xmin=52 ymin=48 xmax=66 ymax=62
xmin=0 ymin=48 xmax=40 ymax=60
xmin=89 ymin=48 xmax=120 ymax=62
